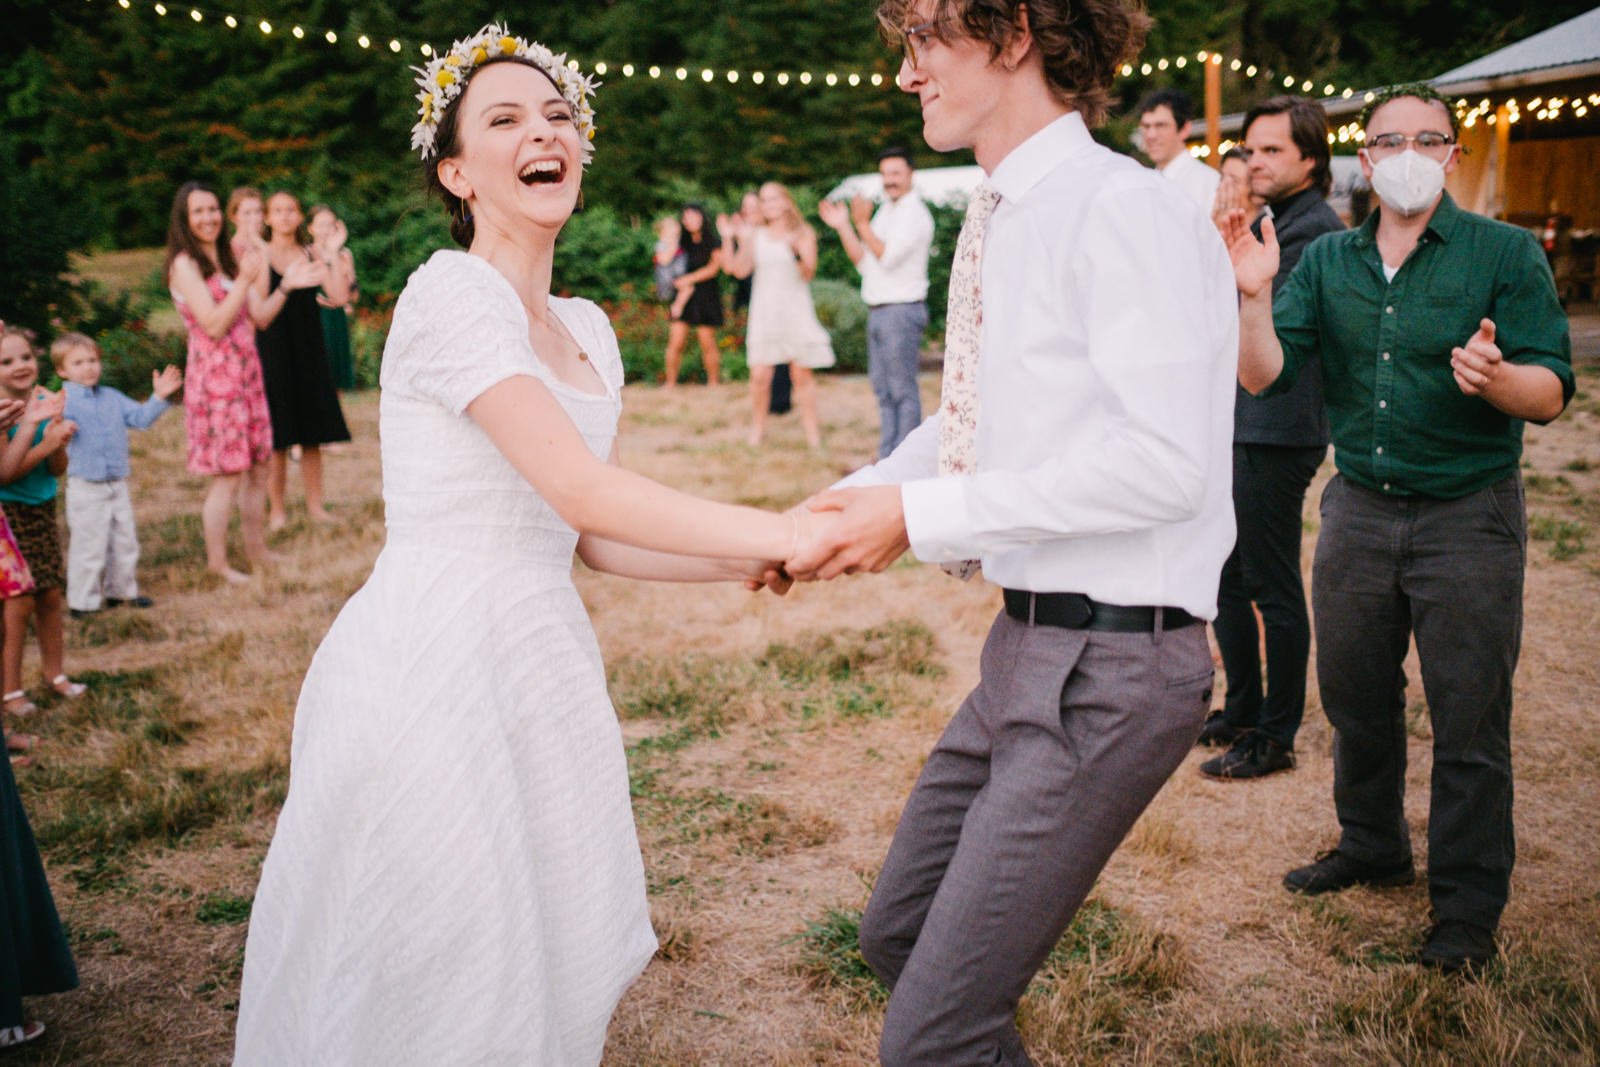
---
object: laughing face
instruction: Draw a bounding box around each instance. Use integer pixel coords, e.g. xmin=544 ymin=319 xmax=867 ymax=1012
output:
xmin=438 ymin=61 xmax=584 ymax=238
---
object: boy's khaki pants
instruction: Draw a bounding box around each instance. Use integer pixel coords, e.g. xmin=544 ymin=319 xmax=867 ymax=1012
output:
xmin=66 ymin=476 xmax=140 ymax=612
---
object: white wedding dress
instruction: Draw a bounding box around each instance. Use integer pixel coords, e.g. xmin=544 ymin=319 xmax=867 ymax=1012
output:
xmin=234 ymin=250 xmax=656 ymax=1065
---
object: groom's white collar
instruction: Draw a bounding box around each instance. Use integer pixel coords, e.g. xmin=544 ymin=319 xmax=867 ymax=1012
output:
xmin=987 ymin=112 xmax=1094 ymax=203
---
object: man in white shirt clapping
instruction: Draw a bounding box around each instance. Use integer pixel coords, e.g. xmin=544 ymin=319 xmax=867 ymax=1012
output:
xmin=1138 ymin=87 xmax=1221 ymax=211
xmin=820 ymin=148 xmax=936 ymax=458
xmin=784 ymin=1 xmax=1238 ymax=1062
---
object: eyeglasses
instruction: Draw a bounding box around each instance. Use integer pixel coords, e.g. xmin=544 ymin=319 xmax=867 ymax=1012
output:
xmin=1365 ymin=131 xmax=1455 ymax=158
xmin=900 ymin=20 xmax=940 ymax=70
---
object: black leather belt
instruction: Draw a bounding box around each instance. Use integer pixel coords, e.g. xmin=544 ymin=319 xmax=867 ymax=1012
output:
xmin=1002 ymin=590 xmax=1199 ymax=633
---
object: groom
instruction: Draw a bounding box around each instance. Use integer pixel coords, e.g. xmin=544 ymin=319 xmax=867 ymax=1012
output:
xmin=785 ymin=1 xmax=1238 ymax=1063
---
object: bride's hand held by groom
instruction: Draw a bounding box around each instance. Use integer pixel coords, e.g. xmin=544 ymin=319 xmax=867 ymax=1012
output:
xmin=788 ymin=485 xmax=909 ymax=582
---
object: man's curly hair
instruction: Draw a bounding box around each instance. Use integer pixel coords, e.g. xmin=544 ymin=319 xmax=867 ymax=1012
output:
xmin=1358 ymin=82 xmax=1459 ymax=138
xmin=876 ymin=0 xmax=1152 ymax=128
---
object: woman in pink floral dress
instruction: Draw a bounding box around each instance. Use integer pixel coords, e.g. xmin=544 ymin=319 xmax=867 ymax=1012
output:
xmin=166 ymin=181 xmax=321 ymax=583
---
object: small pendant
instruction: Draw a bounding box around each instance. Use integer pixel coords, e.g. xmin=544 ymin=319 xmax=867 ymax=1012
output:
xmin=578 ymin=350 xmax=589 ymax=361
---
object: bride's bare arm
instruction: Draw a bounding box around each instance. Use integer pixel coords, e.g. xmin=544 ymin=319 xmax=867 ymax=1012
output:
xmin=469 ymin=376 xmax=802 ymax=561
xmin=576 ymin=446 xmax=778 ymax=581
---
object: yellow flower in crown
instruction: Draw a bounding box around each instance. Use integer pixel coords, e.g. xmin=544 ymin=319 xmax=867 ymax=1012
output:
xmin=410 ymin=23 xmax=599 ymax=162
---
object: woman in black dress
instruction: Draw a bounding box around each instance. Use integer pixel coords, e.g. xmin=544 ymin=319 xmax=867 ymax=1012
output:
xmin=257 ymin=191 xmax=352 ymax=531
xmin=661 ymin=203 xmax=724 ymax=389
xmin=1 ymin=709 xmax=77 ymax=1051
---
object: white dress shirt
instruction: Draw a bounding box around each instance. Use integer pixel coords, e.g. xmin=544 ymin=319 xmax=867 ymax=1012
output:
xmin=1159 ymin=151 xmax=1222 ymax=213
xmin=857 ymin=192 xmax=935 ymax=306
xmin=839 ymin=112 xmax=1239 ymax=619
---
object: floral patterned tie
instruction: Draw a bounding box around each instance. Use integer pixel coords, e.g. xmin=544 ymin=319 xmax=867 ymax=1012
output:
xmin=937 ymin=182 xmax=1002 ymax=580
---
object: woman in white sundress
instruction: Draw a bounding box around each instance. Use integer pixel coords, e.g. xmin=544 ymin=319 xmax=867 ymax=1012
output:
xmin=723 ymin=181 xmax=836 ymax=449
xmin=232 ymin=25 xmax=831 ymax=1066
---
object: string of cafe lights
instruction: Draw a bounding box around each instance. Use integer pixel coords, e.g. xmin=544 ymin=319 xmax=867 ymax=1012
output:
xmin=82 ymin=0 xmax=1380 ymax=103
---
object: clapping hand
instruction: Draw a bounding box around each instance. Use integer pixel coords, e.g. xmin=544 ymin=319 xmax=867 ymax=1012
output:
xmin=1220 ymin=209 xmax=1279 ymax=298
xmin=152 ymin=365 xmax=184 ymax=400
xmin=26 ymin=387 xmax=64 ymax=425
xmin=43 ymin=416 xmax=77 ymax=449
xmin=1451 ymin=319 xmax=1502 ymax=397
xmin=817 ymin=199 xmax=850 ymax=232
xmin=281 ymin=255 xmax=329 ymax=292
xmin=0 ymin=398 xmax=24 ymax=433
xmin=1211 ymin=175 xmax=1250 ymax=230
xmin=319 ymin=218 xmax=348 ymax=256
xmin=236 ymin=248 xmax=265 ymax=285
xmin=849 ymin=195 xmax=875 ymax=229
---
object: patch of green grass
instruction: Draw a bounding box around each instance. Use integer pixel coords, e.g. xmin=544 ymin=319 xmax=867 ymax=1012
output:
xmin=1565 ymin=457 xmax=1593 ymax=472
xmin=44 ymin=667 xmax=196 ymax=747
xmin=69 ymin=609 xmax=168 ymax=648
xmin=793 ymin=907 xmax=887 ymax=1010
xmin=1524 ymin=472 xmax=1573 ymax=494
xmin=25 ymin=754 xmax=288 ymax=860
xmin=142 ymin=512 xmax=206 ymax=566
xmin=760 ymin=619 xmax=944 ymax=687
xmin=196 ymin=892 xmax=253 ymax=926
xmin=67 ymin=924 xmax=129 ymax=955
xmin=1529 ymin=514 xmax=1588 ymax=559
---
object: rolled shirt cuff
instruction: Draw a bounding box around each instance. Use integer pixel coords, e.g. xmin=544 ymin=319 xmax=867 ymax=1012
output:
xmin=900 ymin=476 xmax=971 ymax=563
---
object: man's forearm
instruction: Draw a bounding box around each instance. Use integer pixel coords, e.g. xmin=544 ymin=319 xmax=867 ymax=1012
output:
xmin=1480 ymin=362 xmax=1566 ymax=423
xmin=1238 ymin=288 xmax=1285 ymax=395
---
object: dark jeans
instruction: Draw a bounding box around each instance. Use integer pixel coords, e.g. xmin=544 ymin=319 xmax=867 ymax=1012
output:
xmin=1313 ymin=472 xmax=1525 ymax=930
xmin=859 ymin=612 xmax=1211 ymax=1065
xmin=867 ymin=302 xmax=927 ymax=458
xmin=1213 ymin=443 xmax=1324 ymax=747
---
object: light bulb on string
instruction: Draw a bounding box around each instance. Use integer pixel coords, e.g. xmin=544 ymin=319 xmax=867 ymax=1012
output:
xmin=357 ymin=34 xmax=369 ymax=48
xmin=292 ymin=26 xmax=304 ymax=39
xmin=326 ymin=30 xmax=337 ymax=43
xmin=389 ymin=39 xmax=400 ymax=53
xmin=258 ymin=19 xmax=270 ymax=33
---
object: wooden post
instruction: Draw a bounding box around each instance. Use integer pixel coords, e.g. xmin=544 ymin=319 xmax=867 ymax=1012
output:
xmin=1205 ymin=56 xmax=1222 ymax=168
xmin=1493 ymin=103 xmax=1512 ymax=219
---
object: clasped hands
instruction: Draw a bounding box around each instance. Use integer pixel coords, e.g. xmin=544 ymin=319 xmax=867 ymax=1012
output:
xmin=746 ymin=485 xmax=910 ymax=595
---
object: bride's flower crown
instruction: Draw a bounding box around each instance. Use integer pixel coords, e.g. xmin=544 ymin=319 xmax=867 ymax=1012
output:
xmin=411 ymin=23 xmax=598 ymax=161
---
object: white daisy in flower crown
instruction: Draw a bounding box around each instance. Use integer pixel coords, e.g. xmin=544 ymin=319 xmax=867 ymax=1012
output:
xmin=412 ymin=23 xmax=599 ymax=161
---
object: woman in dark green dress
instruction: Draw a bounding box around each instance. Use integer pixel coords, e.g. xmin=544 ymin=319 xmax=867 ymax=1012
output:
xmin=1 ymin=749 xmax=77 ymax=1050
xmin=309 ymin=206 xmax=358 ymax=391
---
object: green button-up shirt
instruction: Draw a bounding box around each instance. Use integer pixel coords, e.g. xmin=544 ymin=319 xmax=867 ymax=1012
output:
xmin=1267 ymin=192 xmax=1573 ymax=499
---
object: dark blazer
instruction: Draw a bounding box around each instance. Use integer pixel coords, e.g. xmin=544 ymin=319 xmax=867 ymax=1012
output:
xmin=1240 ymin=186 xmax=1346 ymax=447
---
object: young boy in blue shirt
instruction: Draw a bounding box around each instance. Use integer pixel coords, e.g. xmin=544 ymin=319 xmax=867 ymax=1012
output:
xmin=55 ymin=333 xmax=182 ymax=616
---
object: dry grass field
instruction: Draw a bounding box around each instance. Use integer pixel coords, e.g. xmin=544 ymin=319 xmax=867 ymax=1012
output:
xmin=6 ymin=358 xmax=1600 ymax=1065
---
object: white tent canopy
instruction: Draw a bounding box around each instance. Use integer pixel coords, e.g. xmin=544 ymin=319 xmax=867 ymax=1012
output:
xmin=826 ymin=165 xmax=985 ymax=207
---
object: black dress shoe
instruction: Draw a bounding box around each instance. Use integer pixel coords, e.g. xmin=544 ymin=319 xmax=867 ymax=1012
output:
xmin=1284 ymin=849 xmax=1416 ymax=895
xmin=69 ymin=608 xmax=98 ymax=620
xmin=1418 ymin=919 xmax=1497 ymax=975
xmin=1196 ymin=711 xmax=1240 ymax=747
xmin=105 ymin=596 xmax=155 ymax=609
xmin=1200 ymin=733 xmax=1295 ymax=779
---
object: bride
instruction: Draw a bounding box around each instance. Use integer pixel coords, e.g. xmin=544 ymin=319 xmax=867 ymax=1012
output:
xmin=234 ymin=26 xmax=823 ymax=1065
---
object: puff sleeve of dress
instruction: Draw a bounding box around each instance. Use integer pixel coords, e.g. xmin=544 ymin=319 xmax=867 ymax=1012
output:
xmin=380 ymin=250 xmax=551 ymax=415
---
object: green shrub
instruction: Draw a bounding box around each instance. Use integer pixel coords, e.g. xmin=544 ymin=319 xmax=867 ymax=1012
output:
xmin=812 ymin=278 xmax=869 ymax=374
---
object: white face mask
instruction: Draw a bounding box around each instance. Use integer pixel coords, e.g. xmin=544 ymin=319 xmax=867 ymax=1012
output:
xmin=1368 ymin=149 xmax=1446 ymax=217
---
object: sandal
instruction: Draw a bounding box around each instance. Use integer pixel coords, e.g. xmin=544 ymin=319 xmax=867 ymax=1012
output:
xmin=0 ymin=1020 xmax=46 ymax=1048
xmin=1 ymin=691 xmax=37 ymax=717
xmin=6 ymin=733 xmax=38 ymax=755
xmin=8 ymin=754 xmax=33 ymax=770
xmin=49 ymin=675 xmax=86 ymax=700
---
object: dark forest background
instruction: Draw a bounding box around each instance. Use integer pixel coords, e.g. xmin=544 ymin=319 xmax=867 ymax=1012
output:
xmin=2 ymin=0 xmax=1592 ymax=361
